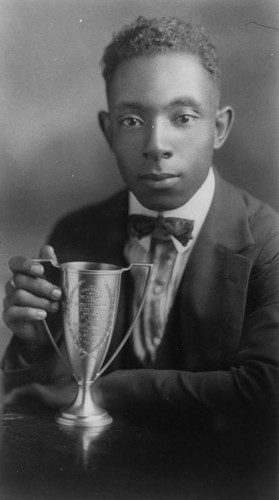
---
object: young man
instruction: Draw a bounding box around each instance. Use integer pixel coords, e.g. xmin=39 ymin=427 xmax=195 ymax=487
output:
xmin=2 ymin=17 xmax=279 ymax=430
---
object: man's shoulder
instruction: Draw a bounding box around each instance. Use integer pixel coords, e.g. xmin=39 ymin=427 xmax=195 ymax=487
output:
xmin=224 ymin=177 xmax=278 ymax=230
xmin=215 ymin=174 xmax=279 ymax=250
xmin=47 ymin=190 xmax=129 ymax=263
xmin=52 ymin=190 xmax=128 ymax=232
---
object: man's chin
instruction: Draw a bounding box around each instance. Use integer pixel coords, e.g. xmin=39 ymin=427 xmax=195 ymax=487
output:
xmin=134 ymin=190 xmax=188 ymax=212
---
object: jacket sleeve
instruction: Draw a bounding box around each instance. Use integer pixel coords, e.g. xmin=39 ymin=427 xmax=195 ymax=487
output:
xmin=94 ymin=232 xmax=279 ymax=429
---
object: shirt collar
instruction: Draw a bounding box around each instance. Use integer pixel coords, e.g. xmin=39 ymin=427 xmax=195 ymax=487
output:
xmin=129 ymin=167 xmax=215 ymax=253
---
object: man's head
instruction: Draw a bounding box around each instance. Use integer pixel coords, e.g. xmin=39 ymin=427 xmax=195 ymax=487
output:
xmin=99 ymin=17 xmax=234 ymax=211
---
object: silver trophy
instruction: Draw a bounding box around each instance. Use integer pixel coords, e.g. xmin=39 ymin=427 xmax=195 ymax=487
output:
xmin=37 ymin=260 xmax=152 ymax=428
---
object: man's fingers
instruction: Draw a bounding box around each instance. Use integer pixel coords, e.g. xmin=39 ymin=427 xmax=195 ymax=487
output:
xmin=7 ymin=288 xmax=59 ymax=313
xmin=13 ymin=274 xmax=61 ymax=301
xmin=3 ymin=305 xmax=47 ymax=323
xmin=8 ymin=246 xmax=58 ymax=278
xmin=9 ymin=256 xmax=44 ymax=277
xmin=39 ymin=245 xmax=59 ymax=265
xmin=4 ymin=247 xmax=61 ymax=344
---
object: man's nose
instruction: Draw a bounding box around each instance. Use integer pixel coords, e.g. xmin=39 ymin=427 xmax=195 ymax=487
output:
xmin=142 ymin=123 xmax=173 ymax=161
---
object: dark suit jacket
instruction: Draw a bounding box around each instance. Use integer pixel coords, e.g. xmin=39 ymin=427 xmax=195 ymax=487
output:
xmin=3 ymin=172 xmax=279 ymax=428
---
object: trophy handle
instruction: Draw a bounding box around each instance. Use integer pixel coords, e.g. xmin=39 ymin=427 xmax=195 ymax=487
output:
xmin=34 ymin=259 xmax=78 ymax=381
xmin=43 ymin=320 xmax=78 ymax=380
xmin=94 ymin=263 xmax=153 ymax=379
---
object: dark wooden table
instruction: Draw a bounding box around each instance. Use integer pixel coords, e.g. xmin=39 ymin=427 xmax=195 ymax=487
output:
xmin=0 ymin=401 xmax=277 ymax=500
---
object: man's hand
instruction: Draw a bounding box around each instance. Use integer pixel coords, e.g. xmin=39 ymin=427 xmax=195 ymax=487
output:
xmin=2 ymin=245 xmax=62 ymax=347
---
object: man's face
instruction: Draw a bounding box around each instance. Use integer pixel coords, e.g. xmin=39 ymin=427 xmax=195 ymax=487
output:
xmin=104 ymin=53 xmax=221 ymax=211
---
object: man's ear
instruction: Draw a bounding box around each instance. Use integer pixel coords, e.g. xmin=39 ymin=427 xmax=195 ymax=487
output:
xmin=214 ymin=106 xmax=234 ymax=150
xmin=98 ymin=111 xmax=113 ymax=150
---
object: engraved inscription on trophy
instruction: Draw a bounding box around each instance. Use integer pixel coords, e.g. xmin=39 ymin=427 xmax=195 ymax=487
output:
xmin=65 ymin=279 xmax=115 ymax=358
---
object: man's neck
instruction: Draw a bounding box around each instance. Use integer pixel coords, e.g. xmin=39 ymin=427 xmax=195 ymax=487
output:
xmin=129 ymin=167 xmax=215 ymax=253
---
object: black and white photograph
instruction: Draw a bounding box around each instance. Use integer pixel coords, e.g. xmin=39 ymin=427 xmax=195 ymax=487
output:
xmin=0 ymin=1 xmax=278 ymax=499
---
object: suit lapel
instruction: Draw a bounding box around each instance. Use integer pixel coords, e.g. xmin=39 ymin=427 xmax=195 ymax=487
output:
xmin=155 ymin=173 xmax=255 ymax=370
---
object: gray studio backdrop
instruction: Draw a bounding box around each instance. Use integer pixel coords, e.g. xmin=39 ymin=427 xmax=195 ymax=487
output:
xmin=0 ymin=0 xmax=278 ymax=355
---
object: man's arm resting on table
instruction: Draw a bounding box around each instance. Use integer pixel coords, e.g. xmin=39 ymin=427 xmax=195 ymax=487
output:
xmin=2 ymin=312 xmax=278 ymax=428
xmin=95 ymin=234 xmax=279 ymax=427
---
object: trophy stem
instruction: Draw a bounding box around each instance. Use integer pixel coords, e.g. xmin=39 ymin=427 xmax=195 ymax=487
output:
xmin=56 ymin=381 xmax=113 ymax=428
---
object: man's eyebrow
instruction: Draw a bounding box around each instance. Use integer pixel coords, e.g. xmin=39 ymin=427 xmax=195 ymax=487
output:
xmin=112 ymin=102 xmax=145 ymax=112
xmin=165 ymin=97 xmax=203 ymax=113
xmin=112 ymin=97 xmax=203 ymax=113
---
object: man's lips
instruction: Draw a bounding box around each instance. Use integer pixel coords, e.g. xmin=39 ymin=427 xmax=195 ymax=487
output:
xmin=139 ymin=173 xmax=179 ymax=181
xmin=139 ymin=172 xmax=180 ymax=189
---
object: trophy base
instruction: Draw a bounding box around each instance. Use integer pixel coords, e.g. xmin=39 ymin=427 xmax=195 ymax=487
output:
xmin=56 ymin=381 xmax=113 ymax=428
xmin=56 ymin=409 xmax=113 ymax=428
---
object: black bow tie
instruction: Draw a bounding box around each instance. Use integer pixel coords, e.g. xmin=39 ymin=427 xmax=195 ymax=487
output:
xmin=128 ymin=214 xmax=194 ymax=247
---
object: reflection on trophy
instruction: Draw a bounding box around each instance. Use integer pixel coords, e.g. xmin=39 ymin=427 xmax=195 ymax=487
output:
xmin=39 ymin=260 xmax=152 ymax=428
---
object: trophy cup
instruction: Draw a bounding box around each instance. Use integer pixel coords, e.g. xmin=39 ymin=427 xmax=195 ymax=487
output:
xmin=38 ymin=260 xmax=152 ymax=428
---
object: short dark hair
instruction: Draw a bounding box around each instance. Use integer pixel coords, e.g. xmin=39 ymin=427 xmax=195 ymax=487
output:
xmin=101 ymin=16 xmax=221 ymax=98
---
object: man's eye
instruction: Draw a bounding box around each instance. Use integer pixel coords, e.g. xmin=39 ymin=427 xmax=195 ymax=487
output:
xmin=120 ymin=117 xmax=143 ymax=127
xmin=173 ymin=114 xmax=194 ymax=125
